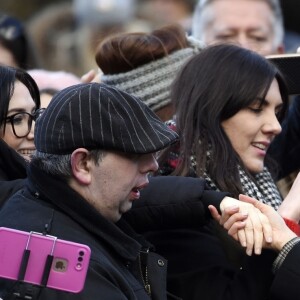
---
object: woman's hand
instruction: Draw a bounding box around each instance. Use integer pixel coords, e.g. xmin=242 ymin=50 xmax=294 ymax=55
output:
xmin=238 ymin=195 xmax=297 ymax=251
xmin=81 ymin=69 xmax=101 ymax=83
xmin=209 ymin=196 xmax=273 ymax=256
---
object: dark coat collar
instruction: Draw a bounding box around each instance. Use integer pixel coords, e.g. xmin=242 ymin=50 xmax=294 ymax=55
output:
xmin=27 ymin=162 xmax=150 ymax=261
xmin=0 ymin=139 xmax=27 ymax=180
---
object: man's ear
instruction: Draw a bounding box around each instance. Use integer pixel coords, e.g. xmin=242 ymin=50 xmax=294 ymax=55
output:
xmin=70 ymin=148 xmax=93 ymax=185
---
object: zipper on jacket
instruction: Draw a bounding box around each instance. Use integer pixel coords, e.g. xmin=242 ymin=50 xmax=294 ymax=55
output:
xmin=138 ymin=248 xmax=151 ymax=296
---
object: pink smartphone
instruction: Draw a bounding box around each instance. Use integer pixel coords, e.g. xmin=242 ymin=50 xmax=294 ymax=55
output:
xmin=0 ymin=227 xmax=91 ymax=293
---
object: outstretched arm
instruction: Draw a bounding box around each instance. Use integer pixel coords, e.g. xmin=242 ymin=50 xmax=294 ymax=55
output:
xmin=127 ymin=176 xmax=271 ymax=243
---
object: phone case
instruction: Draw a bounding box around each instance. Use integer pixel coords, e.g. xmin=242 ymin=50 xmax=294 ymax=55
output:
xmin=0 ymin=227 xmax=91 ymax=293
xmin=267 ymin=53 xmax=300 ymax=95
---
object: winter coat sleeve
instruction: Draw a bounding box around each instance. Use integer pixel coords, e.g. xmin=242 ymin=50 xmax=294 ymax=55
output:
xmin=270 ymin=242 xmax=300 ymax=299
xmin=124 ymin=176 xmax=228 ymax=233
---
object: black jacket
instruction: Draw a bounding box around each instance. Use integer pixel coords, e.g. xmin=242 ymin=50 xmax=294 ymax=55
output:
xmin=0 ymin=163 xmax=173 ymax=300
xmin=271 ymin=242 xmax=300 ymax=299
xmin=125 ymin=176 xmax=278 ymax=300
xmin=127 ymin=176 xmax=227 ymax=231
xmin=0 ymin=139 xmax=27 ymax=207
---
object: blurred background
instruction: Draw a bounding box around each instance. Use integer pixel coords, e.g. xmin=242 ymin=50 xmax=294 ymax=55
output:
xmin=0 ymin=0 xmax=299 ymax=77
xmin=0 ymin=0 xmax=197 ymax=76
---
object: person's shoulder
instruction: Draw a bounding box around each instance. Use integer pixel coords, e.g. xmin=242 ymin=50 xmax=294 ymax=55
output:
xmin=0 ymin=188 xmax=52 ymax=228
xmin=0 ymin=179 xmax=25 ymax=208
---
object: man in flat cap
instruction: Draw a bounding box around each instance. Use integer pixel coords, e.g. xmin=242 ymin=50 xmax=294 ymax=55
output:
xmin=0 ymin=83 xmax=179 ymax=299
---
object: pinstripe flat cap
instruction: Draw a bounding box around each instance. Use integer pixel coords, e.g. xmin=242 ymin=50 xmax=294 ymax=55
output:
xmin=34 ymin=83 xmax=178 ymax=154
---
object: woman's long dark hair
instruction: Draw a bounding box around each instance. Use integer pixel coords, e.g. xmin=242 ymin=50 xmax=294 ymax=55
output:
xmin=0 ymin=65 xmax=40 ymax=131
xmin=170 ymin=43 xmax=289 ymax=197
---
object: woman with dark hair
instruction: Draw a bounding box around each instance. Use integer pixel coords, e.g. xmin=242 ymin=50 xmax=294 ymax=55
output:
xmin=0 ymin=65 xmax=42 ymax=206
xmin=130 ymin=43 xmax=300 ymax=299
xmin=170 ymin=43 xmax=288 ymax=205
xmin=160 ymin=43 xmax=300 ymax=216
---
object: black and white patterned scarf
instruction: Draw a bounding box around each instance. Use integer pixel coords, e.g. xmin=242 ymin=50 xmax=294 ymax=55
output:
xmin=160 ymin=120 xmax=282 ymax=210
xmin=191 ymin=156 xmax=282 ymax=210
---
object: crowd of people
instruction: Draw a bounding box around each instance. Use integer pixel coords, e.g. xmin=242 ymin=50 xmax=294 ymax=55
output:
xmin=0 ymin=0 xmax=300 ymax=299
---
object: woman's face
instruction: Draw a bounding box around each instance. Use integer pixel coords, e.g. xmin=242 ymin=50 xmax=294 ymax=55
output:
xmin=1 ymin=81 xmax=36 ymax=161
xmin=221 ymin=79 xmax=283 ymax=174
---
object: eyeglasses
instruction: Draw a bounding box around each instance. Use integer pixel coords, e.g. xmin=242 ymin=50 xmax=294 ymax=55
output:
xmin=5 ymin=108 xmax=46 ymax=138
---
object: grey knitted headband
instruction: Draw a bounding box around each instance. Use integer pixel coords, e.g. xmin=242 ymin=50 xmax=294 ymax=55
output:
xmin=101 ymin=36 xmax=205 ymax=112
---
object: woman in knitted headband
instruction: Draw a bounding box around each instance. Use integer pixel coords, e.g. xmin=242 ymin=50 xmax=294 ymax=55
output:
xmin=95 ymin=24 xmax=204 ymax=121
